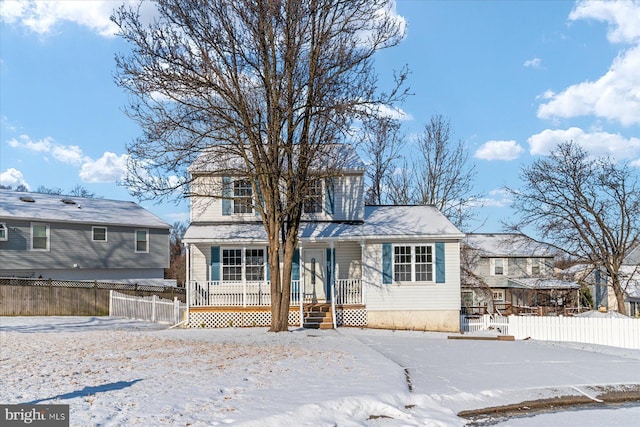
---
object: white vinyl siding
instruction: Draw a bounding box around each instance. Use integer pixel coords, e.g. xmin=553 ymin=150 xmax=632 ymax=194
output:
xmin=365 ymin=241 xmax=461 ymax=311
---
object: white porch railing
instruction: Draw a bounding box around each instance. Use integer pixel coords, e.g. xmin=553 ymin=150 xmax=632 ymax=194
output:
xmin=188 ymin=279 xmax=362 ymax=307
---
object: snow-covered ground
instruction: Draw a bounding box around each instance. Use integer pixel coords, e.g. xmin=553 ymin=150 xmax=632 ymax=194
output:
xmin=1 ymin=316 xmax=639 ymax=426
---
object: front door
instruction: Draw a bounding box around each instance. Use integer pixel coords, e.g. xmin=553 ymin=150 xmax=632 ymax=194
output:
xmin=303 ymin=249 xmax=326 ymax=302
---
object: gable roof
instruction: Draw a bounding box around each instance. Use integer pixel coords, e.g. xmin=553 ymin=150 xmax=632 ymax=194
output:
xmin=189 ymin=143 xmax=366 ymax=174
xmin=0 ymin=190 xmax=170 ymax=229
xmin=464 ymin=233 xmax=560 ymax=258
xmin=184 ymin=205 xmax=463 ymax=243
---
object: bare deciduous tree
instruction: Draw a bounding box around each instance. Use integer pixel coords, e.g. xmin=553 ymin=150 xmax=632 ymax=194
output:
xmin=113 ymin=0 xmax=407 ymax=331
xmin=505 ymin=141 xmax=640 ymax=315
xmin=414 ymin=115 xmax=478 ymax=230
xmin=360 ymin=115 xmax=405 ymax=205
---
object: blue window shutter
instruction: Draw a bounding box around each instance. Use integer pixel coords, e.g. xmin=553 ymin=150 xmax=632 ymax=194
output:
xmin=325 ymin=177 xmax=335 ymax=215
xmin=211 ymin=246 xmax=221 ymax=281
xmin=265 ymin=247 xmax=270 ymax=281
xmin=435 ymin=242 xmax=445 ymax=283
xmin=222 ymin=176 xmax=232 ymax=216
xmin=382 ymin=243 xmax=392 ymax=285
xmin=292 ymin=248 xmax=300 ymax=281
xmin=326 ymin=247 xmax=335 ymax=298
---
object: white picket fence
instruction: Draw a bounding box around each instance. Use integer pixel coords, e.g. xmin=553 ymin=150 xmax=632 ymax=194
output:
xmin=461 ymin=314 xmax=640 ymax=349
xmin=109 ymin=290 xmax=187 ymax=325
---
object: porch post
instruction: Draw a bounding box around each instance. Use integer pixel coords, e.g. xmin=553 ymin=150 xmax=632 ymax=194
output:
xmin=185 ymin=243 xmax=191 ymax=313
xmin=242 ymin=246 xmax=247 ymax=308
xmin=360 ymin=241 xmax=366 ymax=305
xmin=299 ymin=245 xmax=304 ymax=328
xmin=330 ymin=241 xmax=337 ymax=329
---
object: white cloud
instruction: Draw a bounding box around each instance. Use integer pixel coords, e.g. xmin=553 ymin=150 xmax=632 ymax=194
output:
xmin=528 ymin=127 xmax=640 ymax=160
xmin=470 ymin=189 xmax=512 ymax=208
xmin=79 ymin=152 xmax=128 ymax=183
xmin=8 ymin=134 xmax=89 ymax=165
xmin=474 ymin=140 xmax=524 ymax=161
xmin=537 ymin=1 xmax=640 ymax=126
xmin=523 ymin=57 xmax=542 ymax=69
xmin=0 ymin=0 xmax=159 ymax=38
xmin=0 ymin=168 xmax=30 ymax=190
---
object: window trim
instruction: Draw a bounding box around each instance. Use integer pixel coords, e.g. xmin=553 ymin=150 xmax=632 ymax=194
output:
xmin=0 ymin=222 xmax=7 ymax=241
xmin=392 ymin=243 xmax=435 ymax=283
xmin=490 ymin=258 xmax=508 ymax=276
xmin=30 ymin=222 xmax=50 ymax=251
xmin=135 ymin=229 xmax=149 ymax=253
xmin=92 ymin=226 xmax=108 ymax=242
xmin=492 ymin=290 xmax=505 ymax=302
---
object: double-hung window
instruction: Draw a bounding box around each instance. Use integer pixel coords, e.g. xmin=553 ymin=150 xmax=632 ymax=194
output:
xmin=233 ymin=180 xmax=253 ymax=214
xmin=135 ymin=229 xmax=149 ymax=253
xmin=0 ymin=223 xmax=7 ymax=241
xmin=31 ymin=223 xmax=49 ymax=251
xmin=393 ymin=244 xmax=434 ymax=282
xmin=222 ymin=248 xmax=265 ymax=282
xmin=303 ymin=179 xmax=323 ymax=214
xmin=491 ymin=258 xmax=507 ymax=276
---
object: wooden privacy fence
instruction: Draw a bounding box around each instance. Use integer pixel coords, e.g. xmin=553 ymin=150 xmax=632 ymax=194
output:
xmin=0 ymin=278 xmax=185 ymax=316
xmin=461 ymin=314 xmax=640 ymax=349
xmin=109 ymin=291 xmax=187 ymax=325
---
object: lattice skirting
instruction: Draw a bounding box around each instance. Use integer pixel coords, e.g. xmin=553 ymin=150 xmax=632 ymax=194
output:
xmin=335 ymin=307 xmax=367 ymax=327
xmin=188 ymin=309 xmax=300 ymax=328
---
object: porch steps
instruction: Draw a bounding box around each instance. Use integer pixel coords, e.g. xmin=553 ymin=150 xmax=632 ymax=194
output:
xmin=303 ymin=303 xmax=333 ymax=329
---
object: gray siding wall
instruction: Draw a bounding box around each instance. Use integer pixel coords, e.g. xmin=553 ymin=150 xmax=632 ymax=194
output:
xmin=0 ymin=219 xmax=169 ymax=271
xmin=474 ymin=256 xmax=556 ymax=288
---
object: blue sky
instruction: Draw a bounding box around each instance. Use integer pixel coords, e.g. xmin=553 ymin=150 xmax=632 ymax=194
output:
xmin=1 ymin=0 xmax=639 ymax=233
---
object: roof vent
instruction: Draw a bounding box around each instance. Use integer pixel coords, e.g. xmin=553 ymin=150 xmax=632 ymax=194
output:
xmin=61 ymin=198 xmax=76 ymax=205
xmin=19 ymin=196 xmax=35 ymax=203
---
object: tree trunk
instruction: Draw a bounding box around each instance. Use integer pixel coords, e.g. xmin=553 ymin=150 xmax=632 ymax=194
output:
xmin=611 ymin=277 xmax=628 ymax=315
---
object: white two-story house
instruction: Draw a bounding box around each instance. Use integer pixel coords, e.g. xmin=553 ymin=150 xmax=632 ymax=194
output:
xmin=183 ymin=145 xmax=464 ymax=331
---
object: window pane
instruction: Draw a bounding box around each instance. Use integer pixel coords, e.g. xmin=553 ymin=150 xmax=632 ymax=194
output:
xmin=303 ymin=179 xmax=323 ymax=214
xmin=245 ymin=249 xmax=264 ymax=281
xmin=233 ymin=180 xmax=253 ymax=214
xmin=494 ymin=258 xmax=504 ymax=275
xmin=136 ymin=230 xmax=148 ymax=252
xmin=223 ymin=249 xmax=243 ymax=281
xmin=93 ymin=227 xmax=106 ymax=241
xmin=394 ymin=246 xmax=411 ymax=281
xmin=415 ymin=246 xmax=433 ymax=281
xmin=32 ymin=224 xmax=48 ymax=249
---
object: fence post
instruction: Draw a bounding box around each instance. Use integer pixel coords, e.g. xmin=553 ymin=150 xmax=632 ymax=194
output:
xmin=109 ymin=290 xmax=113 ymax=317
xmin=174 ymin=297 xmax=179 ymax=324
xmin=152 ymin=295 xmax=157 ymax=322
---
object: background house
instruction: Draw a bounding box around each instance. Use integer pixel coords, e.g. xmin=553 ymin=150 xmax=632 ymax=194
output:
xmin=183 ymin=145 xmax=464 ymax=331
xmin=0 ymin=190 xmax=170 ymax=286
xmin=461 ymin=233 xmax=580 ymax=316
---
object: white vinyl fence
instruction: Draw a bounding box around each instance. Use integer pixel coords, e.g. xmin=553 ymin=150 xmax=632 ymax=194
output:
xmin=109 ymin=290 xmax=187 ymax=325
xmin=461 ymin=314 xmax=640 ymax=349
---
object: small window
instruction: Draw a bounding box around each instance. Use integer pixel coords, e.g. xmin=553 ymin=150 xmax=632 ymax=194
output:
xmin=492 ymin=258 xmax=507 ymax=276
xmin=492 ymin=290 xmax=505 ymax=302
xmin=233 ymin=180 xmax=253 ymax=214
xmin=0 ymin=223 xmax=7 ymax=241
xmin=530 ymin=258 xmax=541 ymax=276
xmin=31 ymin=223 xmax=50 ymax=251
xmin=92 ymin=226 xmax=107 ymax=242
xmin=303 ymin=179 xmax=323 ymax=214
xmin=135 ymin=229 xmax=149 ymax=253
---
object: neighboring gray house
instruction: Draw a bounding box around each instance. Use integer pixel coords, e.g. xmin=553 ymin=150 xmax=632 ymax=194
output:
xmin=461 ymin=233 xmax=579 ymax=315
xmin=184 ymin=145 xmax=464 ymax=331
xmin=0 ymin=190 xmax=170 ymax=285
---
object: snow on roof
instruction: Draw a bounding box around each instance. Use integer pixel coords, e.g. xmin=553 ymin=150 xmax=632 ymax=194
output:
xmin=507 ymin=277 xmax=580 ymax=290
xmin=623 ymin=245 xmax=640 ymax=266
xmin=189 ymin=144 xmax=366 ymax=174
xmin=0 ymin=190 xmax=170 ymax=229
xmin=464 ymin=233 xmax=559 ymax=257
xmin=184 ymin=205 xmax=463 ymax=243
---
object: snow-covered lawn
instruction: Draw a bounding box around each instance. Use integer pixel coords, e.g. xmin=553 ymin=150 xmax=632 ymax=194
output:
xmin=1 ymin=316 xmax=639 ymax=426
